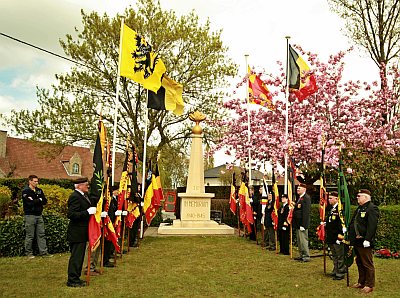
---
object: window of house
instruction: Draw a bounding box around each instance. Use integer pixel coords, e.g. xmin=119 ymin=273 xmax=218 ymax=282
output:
xmin=72 ymin=163 xmax=80 ymax=174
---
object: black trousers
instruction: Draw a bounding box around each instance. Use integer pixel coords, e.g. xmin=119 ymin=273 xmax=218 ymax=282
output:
xmin=67 ymin=241 xmax=86 ymax=284
xmin=278 ymin=228 xmax=290 ymax=254
xmin=103 ymin=240 xmax=114 ymax=264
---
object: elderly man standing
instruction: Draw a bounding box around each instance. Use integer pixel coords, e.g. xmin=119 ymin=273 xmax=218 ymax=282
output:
xmin=348 ymin=189 xmax=379 ymax=294
xmin=293 ymin=183 xmax=311 ymax=262
xmin=66 ymin=177 xmax=97 ymax=288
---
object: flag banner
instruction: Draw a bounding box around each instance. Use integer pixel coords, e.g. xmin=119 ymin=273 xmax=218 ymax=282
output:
xmin=103 ymin=142 xmax=120 ymax=253
xmin=271 ymin=171 xmax=280 ymax=230
xmin=120 ymin=24 xmax=166 ymax=92
xmin=288 ymin=44 xmax=318 ymax=101
xmin=316 ymin=176 xmax=327 ymax=241
xmin=238 ymin=182 xmax=252 ymax=232
xmin=248 ymin=67 xmax=274 ymax=110
xmin=114 ymin=150 xmax=129 ymax=238
xmin=338 ymin=158 xmax=354 ymax=267
xmin=88 ymin=120 xmax=106 ymax=252
xmin=153 ymin=164 xmax=164 ymax=208
xmin=229 ymin=184 xmax=237 ymax=214
xmin=287 ymin=157 xmax=296 ymax=224
xmin=148 ymin=75 xmax=184 ymax=115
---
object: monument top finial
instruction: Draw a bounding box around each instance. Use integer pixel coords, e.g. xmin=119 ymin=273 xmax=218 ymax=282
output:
xmin=189 ymin=111 xmax=206 ymax=135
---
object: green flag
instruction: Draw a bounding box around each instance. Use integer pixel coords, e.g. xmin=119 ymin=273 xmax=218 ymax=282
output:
xmin=338 ymin=158 xmax=354 ymax=267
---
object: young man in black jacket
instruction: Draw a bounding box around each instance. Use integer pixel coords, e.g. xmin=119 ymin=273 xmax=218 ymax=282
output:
xmin=22 ymin=175 xmax=52 ymax=258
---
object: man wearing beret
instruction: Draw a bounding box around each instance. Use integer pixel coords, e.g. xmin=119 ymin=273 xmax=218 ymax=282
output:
xmin=66 ymin=177 xmax=97 ymax=287
xmin=293 ymin=183 xmax=311 ymax=262
xmin=326 ymin=191 xmax=346 ymax=280
xmin=348 ymin=189 xmax=379 ymax=294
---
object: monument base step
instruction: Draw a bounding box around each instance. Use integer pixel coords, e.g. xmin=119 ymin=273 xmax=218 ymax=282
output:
xmin=157 ymin=221 xmax=234 ymax=235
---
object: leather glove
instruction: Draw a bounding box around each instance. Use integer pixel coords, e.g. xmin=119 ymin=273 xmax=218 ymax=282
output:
xmin=342 ymin=227 xmax=347 ymax=234
xmin=363 ymin=240 xmax=370 ymax=248
xmin=122 ymin=211 xmax=128 ymax=216
xmin=115 ymin=210 xmax=122 ymax=216
xmin=282 ymin=226 xmax=287 ymax=231
xmin=101 ymin=211 xmax=107 ymax=218
xmin=299 ymin=226 xmax=305 ymax=231
xmin=336 ymin=240 xmax=341 ymax=245
xmin=87 ymin=207 xmax=97 ymax=215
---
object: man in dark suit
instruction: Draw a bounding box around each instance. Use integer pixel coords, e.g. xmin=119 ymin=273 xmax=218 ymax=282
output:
xmin=348 ymin=189 xmax=379 ymax=294
xmin=66 ymin=177 xmax=96 ymax=287
xmin=326 ymin=191 xmax=346 ymax=280
xmin=278 ymin=194 xmax=290 ymax=255
xmin=293 ymin=183 xmax=311 ymax=262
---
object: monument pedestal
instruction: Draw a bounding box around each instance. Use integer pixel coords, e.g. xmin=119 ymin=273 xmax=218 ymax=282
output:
xmin=157 ymin=111 xmax=234 ymax=235
xmin=157 ymin=193 xmax=234 ymax=235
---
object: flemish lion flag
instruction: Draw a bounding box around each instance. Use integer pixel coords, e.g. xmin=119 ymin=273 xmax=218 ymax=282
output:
xmin=288 ymin=44 xmax=318 ymax=101
xmin=120 ymin=24 xmax=166 ymax=92
xmin=248 ymin=66 xmax=274 ymax=110
xmin=88 ymin=120 xmax=107 ymax=252
xmin=148 ymin=75 xmax=184 ymax=115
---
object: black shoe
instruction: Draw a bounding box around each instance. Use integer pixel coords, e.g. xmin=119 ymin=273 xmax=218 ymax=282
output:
xmin=67 ymin=281 xmax=85 ymax=288
xmin=327 ymin=272 xmax=336 ymax=277
xmin=333 ymin=276 xmax=344 ymax=280
xmin=294 ymin=257 xmax=302 ymax=261
xmin=104 ymin=262 xmax=115 ymax=268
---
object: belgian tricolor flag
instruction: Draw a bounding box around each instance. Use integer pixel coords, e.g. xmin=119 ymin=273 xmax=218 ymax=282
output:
xmin=288 ymin=45 xmax=318 ymax=101
xmin=147 ymin=75 xmax=184 ymax=115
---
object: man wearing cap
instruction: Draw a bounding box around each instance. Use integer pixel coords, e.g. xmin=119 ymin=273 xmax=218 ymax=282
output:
xmin=66 ymin=177 xmax=97 ymax=287
xmin=293 ymin=183 xmax=311 ymax=262
xmin=278 ymin=194 xmax=290 ymax=255
xmin=348 ymin=189 xmax=379 ymax=294
xmin=326 ymin=191 xmax=346 ymax=280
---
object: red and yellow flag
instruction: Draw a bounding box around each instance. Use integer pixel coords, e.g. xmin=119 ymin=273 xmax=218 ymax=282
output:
xmin=248 ymin=66 xmax=274 ymax=110
xmin=229 ymin=184 xmax=237 ymax=214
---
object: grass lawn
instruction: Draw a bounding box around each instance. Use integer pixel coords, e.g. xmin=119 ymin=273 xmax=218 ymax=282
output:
xmin=0 ymin=233 xmax=398 ymax=297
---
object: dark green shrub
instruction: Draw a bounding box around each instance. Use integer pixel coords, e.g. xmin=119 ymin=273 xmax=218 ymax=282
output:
xmin=0 ymin=214 xmax=69 ymax=257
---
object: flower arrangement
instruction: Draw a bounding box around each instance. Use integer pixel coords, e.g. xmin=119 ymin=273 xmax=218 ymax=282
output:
xmin=375 ymin=248 xmax=399 ymax=259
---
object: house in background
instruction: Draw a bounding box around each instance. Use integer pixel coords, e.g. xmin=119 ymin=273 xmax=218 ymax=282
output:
xmin=204 ymin=164 xmax=264 ymax=186
xmin=0 ymin=130 xmax=124 ymax=179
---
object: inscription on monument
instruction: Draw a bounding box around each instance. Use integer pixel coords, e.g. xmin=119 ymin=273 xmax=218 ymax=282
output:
xmin=181 ymin=198 xmax=211 ymax=221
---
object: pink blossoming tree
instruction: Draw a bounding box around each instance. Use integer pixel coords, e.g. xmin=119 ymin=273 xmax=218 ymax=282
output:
xmin=212 ymin=47 xmax=400 ymax=204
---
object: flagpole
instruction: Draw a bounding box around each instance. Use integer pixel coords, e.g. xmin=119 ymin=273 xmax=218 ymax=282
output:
xmin=111 ymin=17 xmax=125 ymax=187
xmin=245 ymin=54 xmax=252 ymax=187
xmin=140 ymin=90 xmax=149 ymax=239
xmin=284 ymin=36 xmax=290 ymax=194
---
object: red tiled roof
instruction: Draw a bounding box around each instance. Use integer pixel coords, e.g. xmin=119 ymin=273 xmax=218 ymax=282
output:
xmin=0 ymin=136 xmax=125 ymax=180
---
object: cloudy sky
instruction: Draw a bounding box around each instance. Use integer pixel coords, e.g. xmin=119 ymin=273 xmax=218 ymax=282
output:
xmin=0 ymin=0 xmax=378 ymax=142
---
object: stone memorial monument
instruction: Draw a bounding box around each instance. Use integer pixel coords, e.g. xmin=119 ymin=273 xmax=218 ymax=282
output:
xmin=158 ymin=111 xmax=234 ymax=235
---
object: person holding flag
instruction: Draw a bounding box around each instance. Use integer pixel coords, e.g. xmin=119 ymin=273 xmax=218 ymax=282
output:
xmin=326 ymin=191 xmax=346 ymax=280
xmin=66 ymin=177 xmax=95 ymax=287
xmin=293 ymin=183 xmax=311 ymax=262
xmin=278 ymin=194 xmax=290 ymax=255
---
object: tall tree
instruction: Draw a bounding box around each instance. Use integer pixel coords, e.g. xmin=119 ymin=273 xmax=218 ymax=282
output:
xmin=5 ymin=0 xmax=237 ymax=162
xmin=328 ymin=0 xmax=400 ymax=78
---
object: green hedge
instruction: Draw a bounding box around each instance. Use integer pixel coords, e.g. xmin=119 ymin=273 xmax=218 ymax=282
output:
xmin=0 ymin=214 xmax=69 ymax=257
xmin=212 ymin=200 xmax=400 ymax=251
xmin=0 ymin=178 xmax=74 ymax=202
